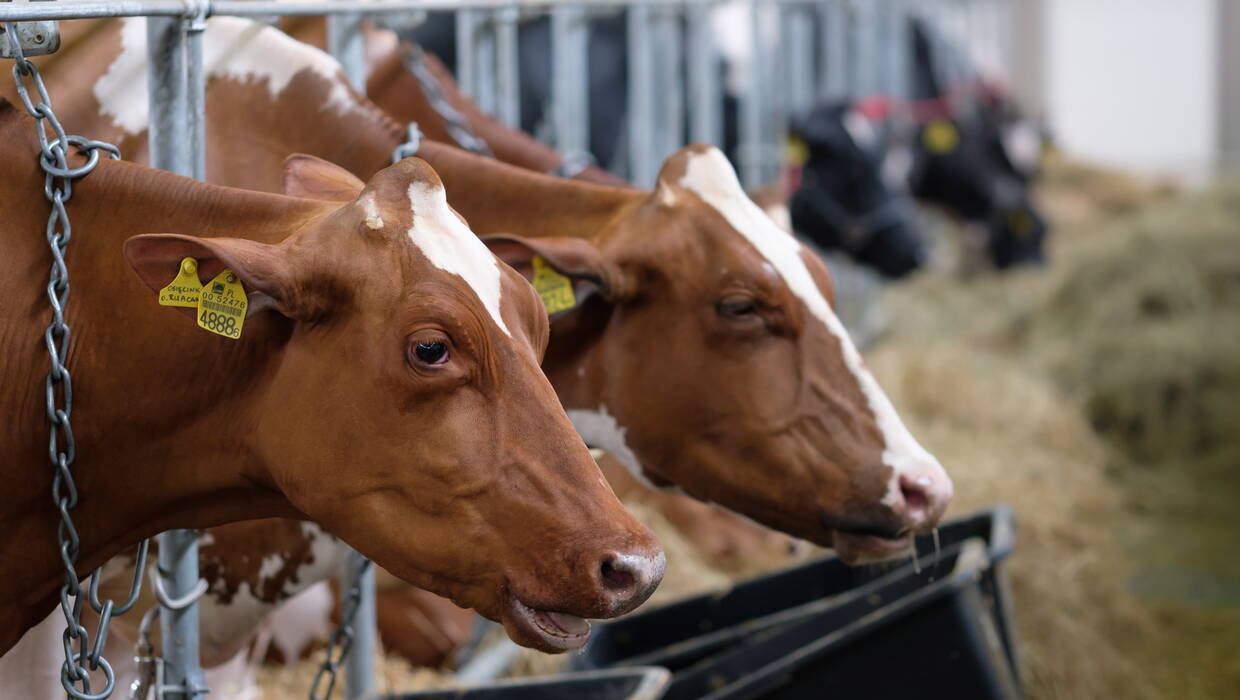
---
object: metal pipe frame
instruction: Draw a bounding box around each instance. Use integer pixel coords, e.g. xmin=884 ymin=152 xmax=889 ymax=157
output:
xmin=493 ymin=3 xmax=520 ymax=128
xmin=550 ymin=4 xmax=589 ymax=158
xmin=819 ymin=0 xmax=847 ymax=101
xmin=327 ymin=6 xmax=366 ymax=91
xmin=685 ymin=0 xmax=719 ymax=146
xmin=627 ymin=3 xmax=655 ymax=186
xmin=343 ymin=551 xmax=376 ymax=700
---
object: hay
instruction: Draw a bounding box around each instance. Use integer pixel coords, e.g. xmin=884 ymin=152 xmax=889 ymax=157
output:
xmin=869 ymin=162 xmax=1240 ymax=698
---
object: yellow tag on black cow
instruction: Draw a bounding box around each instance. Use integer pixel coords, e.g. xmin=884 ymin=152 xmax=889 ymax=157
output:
xmin=785 ymin=135 xmax=810 ymax=167
xmin=531 ymin=255 xmax=575 ymax=314
xmin=197 ymin=269 xmax=247 ymax=340
xmin=158 ymin=257 xmax=203 ymax=308
xmin=922 ymin=120 xmax=960 ymax=155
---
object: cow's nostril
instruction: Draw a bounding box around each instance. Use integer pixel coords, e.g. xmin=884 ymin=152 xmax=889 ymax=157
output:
xmin=899 ymin=475 xmax=931 ymax=515
xmin=600 ymin=555 xmax=636 ymax=593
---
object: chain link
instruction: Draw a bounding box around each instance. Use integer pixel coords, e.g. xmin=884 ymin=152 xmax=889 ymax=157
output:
xmin=307 ymin=555 xmax=372 ymax=700
xmin=5 ymin=23 xmax=149 ymax=700
xmin=401 ymin=43 xmax=493 ymax=157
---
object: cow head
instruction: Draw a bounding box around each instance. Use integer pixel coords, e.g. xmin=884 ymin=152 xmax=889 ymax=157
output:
xmin=905 ymin=112 xmax=1048 ymax=269
xmin=486 ymin=145 xmax=952 ymax=564
xmin=788 ymin=102 xmax=927 ymax=278
xmin=123 ymin=157 xmax=663 ymax=652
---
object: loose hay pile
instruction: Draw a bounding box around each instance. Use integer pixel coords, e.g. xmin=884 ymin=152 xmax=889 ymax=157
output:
xmin=261 ymin=158 xmax=1238 ymax=699
xmin=871 ymin=157 xmax=1239 ymax=699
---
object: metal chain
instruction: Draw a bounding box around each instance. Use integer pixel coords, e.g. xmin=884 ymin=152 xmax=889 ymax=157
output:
xmin=5 ymin=23 xmax=149 ymax=700
xmin=307 ymin=555 xmax=373 ymax=700
xmin=391 ymin=121 xmax=424 ymax=162
xmin=401 ymin=43 xmax=493 ymax=156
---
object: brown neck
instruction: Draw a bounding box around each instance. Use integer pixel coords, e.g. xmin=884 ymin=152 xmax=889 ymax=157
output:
xmin=416 ymin=140 xmax=643 ymax=238
xmin=0 ymin=107 xmax=325 ymax=649
xmin=366 ymin=40 xmax=629 ymax=188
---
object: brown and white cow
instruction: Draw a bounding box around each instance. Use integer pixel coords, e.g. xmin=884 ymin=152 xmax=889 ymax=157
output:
xmin=4 ymin=15 xmax=949 ymax=685
xmin=0 ymin=99 xmax=663 ymax=661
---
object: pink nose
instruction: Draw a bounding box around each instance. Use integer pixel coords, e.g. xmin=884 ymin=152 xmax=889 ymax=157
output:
xmin=896 ymin=471 xmax=953 ymax=531
xmin=596 ymin=549 xmax=666 ymax=615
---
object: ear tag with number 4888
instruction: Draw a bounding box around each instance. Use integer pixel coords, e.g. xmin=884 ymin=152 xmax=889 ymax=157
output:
xmin=197 ymin=269 xmax=247 ymax=340
xmin=531 ymin=255 xmax=576 ymax=315
xmin=158 ymin=257 xmax=203 ymax=308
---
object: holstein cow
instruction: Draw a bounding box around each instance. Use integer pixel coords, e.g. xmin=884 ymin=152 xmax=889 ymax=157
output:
xmin=0 ymin=96 xmax=664 ymax=668
xmin=6 ymin=15 xmax=950 ymax=685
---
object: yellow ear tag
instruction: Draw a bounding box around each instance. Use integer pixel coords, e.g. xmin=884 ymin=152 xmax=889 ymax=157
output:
xmin=196 ymin=269 xmax=247 ymax=340
xmin=785 ymin=135 xmax=810 ymax=167
xmin=531 ymin=255 xmax=576 ymax=315
xmin=923 ymin=120 xmax=960 ymax=155
xmin=158 ymin=257 xmax=203 ymax=308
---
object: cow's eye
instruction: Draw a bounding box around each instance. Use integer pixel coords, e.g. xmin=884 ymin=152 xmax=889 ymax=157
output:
xmin=415 ymin=342 xmax=448 ymax=364
xmin=716 ymin=296 xmax=759 ymax=319
xmin=408 ymin=333 xmax=451 ymax=367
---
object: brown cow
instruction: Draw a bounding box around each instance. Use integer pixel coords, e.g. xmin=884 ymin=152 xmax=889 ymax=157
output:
xmin=0 ymin=99 xmax=663 ymax=661
xmin=3 ymin=15 xmax=948 ymax=687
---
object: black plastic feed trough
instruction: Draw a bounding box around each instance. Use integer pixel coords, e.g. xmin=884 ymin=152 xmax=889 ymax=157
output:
xmin=572 ymin=507 xmax=1019 ymax=700
xmin=380 ymin=666 xmax=670 ymax=700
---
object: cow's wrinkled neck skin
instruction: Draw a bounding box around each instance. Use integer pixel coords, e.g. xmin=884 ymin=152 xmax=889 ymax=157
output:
xmin=0 ymin=105 xmax=331 ymax=653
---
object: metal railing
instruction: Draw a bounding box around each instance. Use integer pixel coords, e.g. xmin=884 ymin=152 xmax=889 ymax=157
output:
xmin=0 ymin=1 xmax=1013 ymax=698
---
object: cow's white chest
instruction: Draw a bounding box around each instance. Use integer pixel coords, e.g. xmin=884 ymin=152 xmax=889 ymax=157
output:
xmin=406 ymin=181 xmax=510 ymax=336
xmin=678 ymin=147 xmax=946 ymax=505
xmin=95 ymin=17 xmax=356 ymax=135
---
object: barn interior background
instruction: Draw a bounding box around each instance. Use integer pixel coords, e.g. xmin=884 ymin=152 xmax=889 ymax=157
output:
xmin=0 ymin=0 xmax=1235 ymax=698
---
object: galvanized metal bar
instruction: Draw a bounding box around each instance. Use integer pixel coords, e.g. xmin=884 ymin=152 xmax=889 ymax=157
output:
xmin=343 ymin=551 xmax=375 ymax=700
xmin=819 ymin=0 xmax=847 ymax=100
xmin=493 ymin=3 xmax=520 ymax=127
xmin=650 ymin=3 xmax=683 ymax=158
xmin=627 ymin=3 xmax=656 ymax=185
xmin=327 ymin=5 xmax=366 ymax=92
xmin=686 ymin=0 xmax=719 ymax=145
xmin=474 ymin=11 xmax=497 ymax=116
xmin=455 ymin=8 xmax=477 ymax=102
xmin=885 ymin=0 xmax=908 ymax=99
xmin=550 ymin=4 xmax=589 ymax=157
xmin=781 ymin=2 xmax=813 ymax=116
xmin=849 ymin=0 xmax=878 ymax=96
xmin=148 ymin=16 xmax=207 ymax=699
xmin=186 ymin=13 xmax=206 ymax=181
xmin=739 ymin=0 xmax=764 ymax=189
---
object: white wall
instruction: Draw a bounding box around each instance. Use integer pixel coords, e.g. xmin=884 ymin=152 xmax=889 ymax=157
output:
xmin=1042 ymin=0 xmax=1218 ymax=182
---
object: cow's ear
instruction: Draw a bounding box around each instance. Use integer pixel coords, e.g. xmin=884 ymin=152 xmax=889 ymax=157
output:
xmin=482 ymin=234 xmax=620 ymax=307
xmin=124 ymin=234 xmax=296 ymax=319
xmin=282 ymin=154 xmax=365 ymax=202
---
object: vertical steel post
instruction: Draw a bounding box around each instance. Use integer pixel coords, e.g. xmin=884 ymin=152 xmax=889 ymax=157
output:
xmin=343 ymin=551 xmax=375 ymax=700
xmin=456 ymin=8 xmax=477 ymax=101
xmin=886 ymin=0 xmax=908 ymax=100
xmin=739 ymin=0 xmax=764 ymax=189
xmin=494 ymin=3 xmax=520 ymax=128
xmin=147 ymin=15 xmax=206 ymax=700
xmin=473 ymin=11 xmax=497 ymax=116
xmin=327 ymin=8 xmax=365 ymax=94
xmin=820 ymin=0 xmax=848 ymax=100
xmin=628 ymin=3 xmax=656 ymax=185
xmin=325 ymin=18 xmax=378 ymax=699
xmin=850 ymin=0 xmax=878 ymax=96
xmin=783 ymin=2 xmax=814 ymax=117
xmin=686 ymin=0 xmax=720 ymax=145
xmin=551 ymin=5 xmax=589 ymax=159
xmin=651 ymin=3 xmax=684 ymax=159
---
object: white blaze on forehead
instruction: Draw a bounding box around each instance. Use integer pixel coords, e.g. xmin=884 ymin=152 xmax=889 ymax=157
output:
xmin=406 ymin=181 xmax=510 ymax=336
xmin=678 ymin=147 xmax=949 ymax=506
xmin=95 ymin=17 xmax=356 ymax=135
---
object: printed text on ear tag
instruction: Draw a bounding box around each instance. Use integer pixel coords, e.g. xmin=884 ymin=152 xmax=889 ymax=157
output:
xmin=531 ymin=255 xmax=576 ymax=314
xmin=158 ymin=257 xmax=203 ymax=308
xmin=197 ymin=269 xmax=247 ymax=339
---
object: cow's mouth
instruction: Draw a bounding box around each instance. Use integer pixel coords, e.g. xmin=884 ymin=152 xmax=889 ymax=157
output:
xmin=507 ymin=595 xmax=592 ymax=651
xmin=831 ymin=529 xmax=914 ymax=565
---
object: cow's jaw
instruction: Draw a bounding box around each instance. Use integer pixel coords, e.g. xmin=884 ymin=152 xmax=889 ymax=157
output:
xmin=506 ymin=595 xmax=592 ymax=651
